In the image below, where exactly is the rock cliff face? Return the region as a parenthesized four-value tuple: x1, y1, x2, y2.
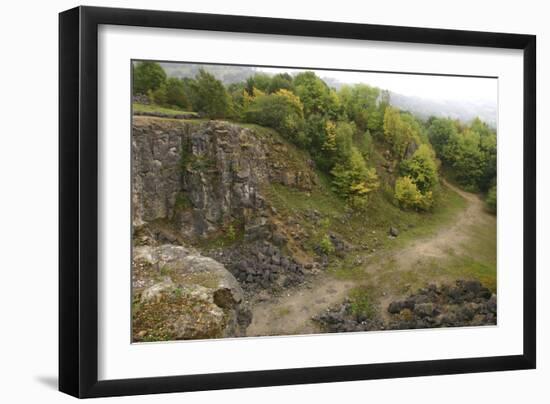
(133, 117, 316, 241)
(132, 121, 184, 227)
(132, 116, 321, 339)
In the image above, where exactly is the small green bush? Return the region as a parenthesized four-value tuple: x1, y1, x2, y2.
(133, 61, 167, 95)
(244, 89, 305, 142)
(331, 147, 379, 208)
(226, 224, 236, 241)
(400, 144, 439, 193)
(164, 77, 190, 109)
(185, 69, 230, 118)
(319, 234, 335, 255)
(348, 286, 376, 319)
(395, 176, 433, 211)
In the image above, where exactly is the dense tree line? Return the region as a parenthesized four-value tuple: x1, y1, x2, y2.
(427, 116, 497, 210)
(133, 61, 496, 213)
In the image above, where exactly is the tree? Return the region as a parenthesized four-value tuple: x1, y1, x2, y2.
(303, 113, 327, 151)
(164, 77, 190, 109)
(443, 128, 485, 191)
(226, 82, 248, 120)
(332, 121, 355, 167)
(133, 61, 167, 95)
(331, 147, 379, 208)
(475, 119, 497, 191)
(186, 69, 229, 118)
(322, 121, 337, 152)
(378, 90, 390, 111)
(356, 130, 373, 161)
(400, 144, 439, 193)
(339, 84, 380, 131)
(302, 118, 355, 173)
(268, 73, 293, 93)
(395, 176, 433, 211)
(383, 106, 401, 146)
(428, 117, 458, 156)
(246, 73, 272, 94)
(294, 71, 340, 118)
(148, 85, 167, 106)
(383, 107, 421, 159)
(244, 89, 305, 142)
(428, 116, 496, 193)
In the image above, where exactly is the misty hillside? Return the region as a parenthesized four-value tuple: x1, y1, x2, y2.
(160, 62, 257, 84)
(389, 92, 497, 127)
(323, 76, 496, 126)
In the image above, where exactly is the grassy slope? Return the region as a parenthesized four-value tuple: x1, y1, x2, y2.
(133, 102, 198, 117)
(371, 220, 497, 298)
(264, 171, 466, 254)
(256, 129, 495, 296)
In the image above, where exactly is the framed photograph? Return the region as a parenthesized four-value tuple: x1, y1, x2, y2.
(59, 6, 536, 398)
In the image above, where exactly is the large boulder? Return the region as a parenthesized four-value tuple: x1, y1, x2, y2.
(133, 245, 250, 341)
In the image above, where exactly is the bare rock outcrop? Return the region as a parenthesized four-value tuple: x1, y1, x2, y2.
(132, 118, 318, 242)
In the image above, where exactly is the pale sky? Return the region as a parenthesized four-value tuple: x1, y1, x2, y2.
(257, 66, 497, 106)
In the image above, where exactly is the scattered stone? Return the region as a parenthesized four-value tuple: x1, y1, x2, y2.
(414, 302, 436, 318)
(316, 280, 496, 335)
(386, 280, 496, 330)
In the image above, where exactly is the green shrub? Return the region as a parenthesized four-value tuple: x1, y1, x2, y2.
(428, 117, 458, 156)
(226, 224, 236, 241)
(400, 144, 439, 193)
(267, 73, 294, 93)
(430, 117, 496, 193)
(348, 286, 376, 319)
(164, 77, 190, 109)
(294, 71, 340, 118)
(395, 176, 433, 211)
(383, 107, 422, 159)
(331, 147, 379, 208)
(338, 84, 380, 131)
(133, 61, 167, 95)
(185, 69, 230, 118)
(244, 89, 305, 142)
(245, 73, 272, 94)
(319, 234, 335, 255)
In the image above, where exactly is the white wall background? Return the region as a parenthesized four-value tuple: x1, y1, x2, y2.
(0, 0, 546, 402)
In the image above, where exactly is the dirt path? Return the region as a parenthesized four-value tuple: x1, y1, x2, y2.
(246, 276, 355, 337)
(246, 181, 495, 337)
(393, 179, 492, 267)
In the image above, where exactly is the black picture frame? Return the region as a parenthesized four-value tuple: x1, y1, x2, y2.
(59, 5, 536, 398)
